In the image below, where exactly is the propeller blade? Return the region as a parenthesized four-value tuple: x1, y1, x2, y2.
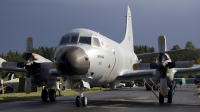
(133, 63, 151, 70)
(159, 71, 167, 96)
(25, 62, 55, 70)
(26, 37, 33, 61)
(133, 63, 159, 70)
(160, 78, 168, 96)
(25, 77, 31, 94)
(168, 61, 193, 68)
(25, 37, 33, 94)
(158, 35, 167, 53)
(1, 62, 24, 68)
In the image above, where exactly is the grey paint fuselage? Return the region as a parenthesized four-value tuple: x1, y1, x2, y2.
(54, 28, 138, 84)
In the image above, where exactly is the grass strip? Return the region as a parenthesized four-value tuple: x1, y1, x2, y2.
(0, 87, 110, 103)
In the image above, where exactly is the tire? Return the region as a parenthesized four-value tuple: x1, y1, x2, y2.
(49, 89, 56, 101)
(82, 96, 87, 107)
(76, 96, 81, 107)
(167, 90, 173, 103)
(159, 92, 164, 104)
(41, 89, 48, 102)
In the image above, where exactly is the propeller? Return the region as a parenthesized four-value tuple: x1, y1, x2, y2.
(133, 35, 193, 96)
(1, 37, 55, 94)
(156, 36, 167, 96)
(24, 37, 33, 94)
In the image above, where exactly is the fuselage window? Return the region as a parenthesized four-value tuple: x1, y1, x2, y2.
(70, 36, 78, 43)
(60, 37, 70, 45)
(79, 37, 91, 45)
(93, 37, 101, 47)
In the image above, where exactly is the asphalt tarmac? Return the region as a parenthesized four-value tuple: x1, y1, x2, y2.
(0, 84, 199, 112)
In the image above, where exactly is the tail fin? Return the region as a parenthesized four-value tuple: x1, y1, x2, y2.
(120, 6, 134, 52)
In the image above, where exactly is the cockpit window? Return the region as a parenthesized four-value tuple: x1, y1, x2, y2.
(93, 37, 101, 47)
(60, 37, 70, 45)
(70, 36, 78, 43)
(79, 37, 91, 45)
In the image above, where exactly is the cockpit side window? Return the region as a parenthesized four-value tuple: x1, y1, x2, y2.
(70, 36, 78, 43)
(60, 37, 70, 45)
(93, 37, 101, 47)
(79, 37, 91, 45)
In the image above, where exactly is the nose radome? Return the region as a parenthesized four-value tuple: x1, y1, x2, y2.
(65, 46, 90, 75)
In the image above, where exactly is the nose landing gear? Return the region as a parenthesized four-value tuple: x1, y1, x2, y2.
(75, 87, 87, 107)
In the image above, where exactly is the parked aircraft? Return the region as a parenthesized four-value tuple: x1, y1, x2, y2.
(1, 6, 200, 107)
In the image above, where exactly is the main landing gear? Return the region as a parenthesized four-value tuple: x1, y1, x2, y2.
(41, 88, 56, 102)
(76, 87, 87, 107)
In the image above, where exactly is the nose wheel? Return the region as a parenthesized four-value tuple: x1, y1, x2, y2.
(76, 96, 87, 107)
(75, 86, 87, 107)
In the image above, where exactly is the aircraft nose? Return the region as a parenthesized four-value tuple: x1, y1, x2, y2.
(56, 46, 90, 75)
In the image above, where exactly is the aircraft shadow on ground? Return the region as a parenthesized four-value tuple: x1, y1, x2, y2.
(87, 99, 200, 108)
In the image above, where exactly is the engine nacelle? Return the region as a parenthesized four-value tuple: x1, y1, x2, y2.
(31, 68, 49, 87)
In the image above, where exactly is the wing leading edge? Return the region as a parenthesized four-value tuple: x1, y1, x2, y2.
(174, 65, 200, 75)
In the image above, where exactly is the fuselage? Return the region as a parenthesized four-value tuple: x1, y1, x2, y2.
(54, 28, 138, 84)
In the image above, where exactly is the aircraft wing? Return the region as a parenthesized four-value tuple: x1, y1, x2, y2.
(0, 67, 61, 77)
(0, 67, 26, 72)
(137, 49, 188, 59)
(116, 69, 155, 80)
(174, 65, 200, 75)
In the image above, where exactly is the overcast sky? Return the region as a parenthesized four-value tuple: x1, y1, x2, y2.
(0, 0, 200, 54)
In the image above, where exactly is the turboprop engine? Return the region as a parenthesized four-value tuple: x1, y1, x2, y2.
(133, 35, 193, 103)
(2, 37, 55, 93)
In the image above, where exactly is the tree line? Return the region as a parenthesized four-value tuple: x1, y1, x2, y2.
(0, 41, 200, 78)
